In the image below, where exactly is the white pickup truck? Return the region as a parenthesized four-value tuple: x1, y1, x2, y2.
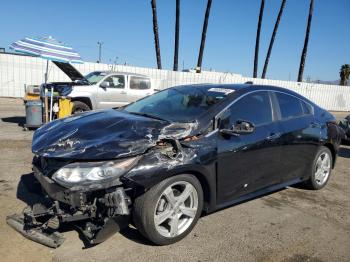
(46, 62, 154, 113)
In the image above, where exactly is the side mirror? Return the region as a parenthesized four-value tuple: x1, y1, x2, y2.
(100, 81, 110, 88)
(220, 119, 255, 136)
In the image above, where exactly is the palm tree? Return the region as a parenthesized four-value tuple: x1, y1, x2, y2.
(173, 0, 180, 71)
(253, 0, 265, 78)
(297, 0, 314, 82)
(196, 0, 213, 73)
(340, 64, 350, 86)
(261, 0, 286, 79)
(151, 0, 162, 69)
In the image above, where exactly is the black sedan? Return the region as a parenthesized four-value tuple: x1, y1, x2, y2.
(7, 84, 341, 247)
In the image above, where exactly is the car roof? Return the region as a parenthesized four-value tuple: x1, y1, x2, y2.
(173, 83, 286, 92)
(173, 83, 311, 102)
(93, 71, 149, 78)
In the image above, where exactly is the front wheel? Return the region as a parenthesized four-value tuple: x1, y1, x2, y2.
(72, 101, 90, 114)
(133, 174, 203, 245)
(304, 146, 332, 190)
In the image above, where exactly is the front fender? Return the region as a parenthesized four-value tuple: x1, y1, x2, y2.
(122, 138, 218, 212)
(69, 91, 96, 109)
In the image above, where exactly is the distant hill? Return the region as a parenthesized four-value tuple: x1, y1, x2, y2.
(310, 79, 350, 86)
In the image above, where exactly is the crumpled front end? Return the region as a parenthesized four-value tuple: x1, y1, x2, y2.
(7, 156, 133, 248)
(8, 109, 213, 248)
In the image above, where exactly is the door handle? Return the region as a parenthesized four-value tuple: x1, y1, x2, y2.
(266, 132, 281, 140)
(120, 91, 127, 94)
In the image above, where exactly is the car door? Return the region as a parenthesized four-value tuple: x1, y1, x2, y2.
(127, 76, 153, 103)
(272, 92, 320, 182)
(216, 91, 284, 204)
(97, 75, 128, 109)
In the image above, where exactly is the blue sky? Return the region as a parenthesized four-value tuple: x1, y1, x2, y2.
(1, 0, 349, 81)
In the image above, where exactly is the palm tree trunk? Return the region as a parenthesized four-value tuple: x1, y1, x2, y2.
(340, 77, 346, 86)
(173, 0, 180, 71)
(253, 0, 265, 78)
(261, 0, 286, 79)
(297, 0, 314, 82)
(151, 0, 162, 69)
(196, 0, 213, 73)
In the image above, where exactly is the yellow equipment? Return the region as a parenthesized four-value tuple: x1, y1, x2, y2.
(58, 98, 73, 119)
(24, 93, 40, 101)
(23, 85, 40, 101)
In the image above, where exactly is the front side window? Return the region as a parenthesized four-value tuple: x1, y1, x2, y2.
(104, 75, 125, 88)
(130, 77, 151, 90)
(229, 91, 273, 126)
(275, 92, 304, 120)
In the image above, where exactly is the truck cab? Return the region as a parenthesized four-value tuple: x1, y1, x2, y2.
(69, 71, 154, 113)
(48, 62, 154, 114)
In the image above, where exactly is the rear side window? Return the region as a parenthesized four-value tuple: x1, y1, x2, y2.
(275, 93, 304, 120)
(229, 91, 272, 126)
(130, 77, 151, 90)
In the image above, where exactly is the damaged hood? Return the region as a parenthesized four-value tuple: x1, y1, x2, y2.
(32, 109, 197, 160)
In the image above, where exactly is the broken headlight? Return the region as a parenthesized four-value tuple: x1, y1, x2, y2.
(52, 157, 139, 187)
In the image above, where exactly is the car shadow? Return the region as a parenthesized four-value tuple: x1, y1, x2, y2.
(1, 116, 26, 127)
(338, 146, 350, 158)
(16, 173, 46, 206)
(119, 226, 155, 246)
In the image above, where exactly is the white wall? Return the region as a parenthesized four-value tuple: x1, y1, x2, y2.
(1, 53, 349, 111)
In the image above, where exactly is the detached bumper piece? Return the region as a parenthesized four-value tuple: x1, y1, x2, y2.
(6, 213, 65, 248)
(76, 216, 129, 245)
(6, 187, 131, 248)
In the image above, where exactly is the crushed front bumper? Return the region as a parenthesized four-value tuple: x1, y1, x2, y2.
(7, 166, 132, 248)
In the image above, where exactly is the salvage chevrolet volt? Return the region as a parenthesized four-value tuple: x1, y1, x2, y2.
(7, 84, 341, 247)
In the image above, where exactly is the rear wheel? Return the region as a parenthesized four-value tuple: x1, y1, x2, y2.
(72, 101, 90, 114)
(133, 174, 203, 245)
(304, 146, 332, 190)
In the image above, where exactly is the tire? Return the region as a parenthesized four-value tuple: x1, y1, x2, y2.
(133, 174, 203, 245)
(72, 101, 90, 114)
(303, 146, 332, 190)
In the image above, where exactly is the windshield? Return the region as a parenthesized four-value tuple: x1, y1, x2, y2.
(85, 72, 108, 84)
(124, 86, 232, 122)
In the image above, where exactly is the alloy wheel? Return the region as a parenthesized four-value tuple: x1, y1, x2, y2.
(154, 181, 198, 238)
(314, 152, 331, 186)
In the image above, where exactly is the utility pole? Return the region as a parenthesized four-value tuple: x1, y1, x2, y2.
(97, 41, 103, 63)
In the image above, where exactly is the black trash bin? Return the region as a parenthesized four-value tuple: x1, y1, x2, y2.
(24, 100, 42, 130)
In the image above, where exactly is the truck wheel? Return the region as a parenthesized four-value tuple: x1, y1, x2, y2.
(72, 101, 90, 114)
(303, 146, 332, 190)
(133, 174, 203, 245)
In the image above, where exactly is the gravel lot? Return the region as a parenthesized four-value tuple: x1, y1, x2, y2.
(0, 97, 349, 262)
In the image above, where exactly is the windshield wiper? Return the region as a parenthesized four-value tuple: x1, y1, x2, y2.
(128, 112, 169, 122)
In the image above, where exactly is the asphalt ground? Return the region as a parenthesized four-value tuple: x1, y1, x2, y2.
(0, 97, 349, 262)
